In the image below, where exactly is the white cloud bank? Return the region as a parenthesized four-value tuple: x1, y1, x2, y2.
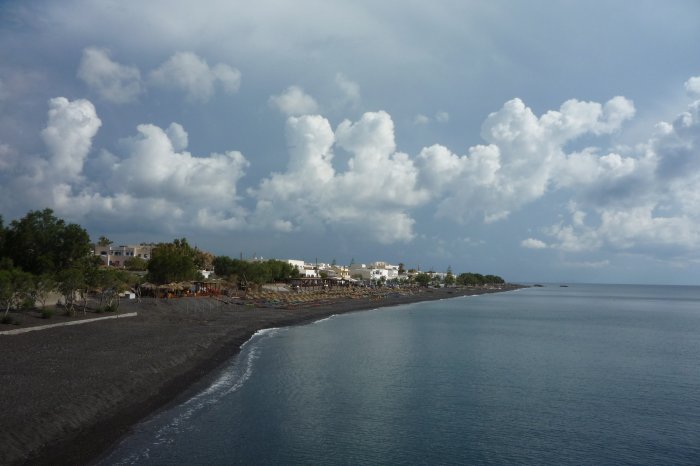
(0, 97, 249, 233)
(417, 96, 636, 223)
(4, 75, 700, 263)
(78, 48, 241, 104)
(527, 77, 700, 259)
(250, 111, 428, 243)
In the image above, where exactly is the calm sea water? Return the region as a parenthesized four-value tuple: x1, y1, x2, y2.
(101, 284, 700, 465)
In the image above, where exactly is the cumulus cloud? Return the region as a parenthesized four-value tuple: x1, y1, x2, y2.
(115, 123, 248, 205)
(77, 47, 143, 103)
(0, 96, 251, 233)
(0, 97, 101, 214)
(251, 111, 428, 243)
(40, 97, 102, 182)
(417, 96, 636, 223)
(165, 122, 188, 152)
(53, 122, 250, 232)
(521, 238, 547, 249)
(150, 52, 241, 102)
(7, 75, 700, 258)
(537, 89, 700, 259)
(268, 86, 319, 116)
(685, 76, 700, 96)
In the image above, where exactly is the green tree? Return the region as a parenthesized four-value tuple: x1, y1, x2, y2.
(445, 266, 455, 286)
(124, 256, 148, 271)
(456, 272, 491, 286)
(3, 209, 91, 275)
(56, 267, 86, 314)
(194, 249, 215, 270)
(484, 274, 505, 284)
(31, 274, 56, 309)
(213, 256, 298, 285)
(414, 272, 431, 287)
(147, 238, 201, 284)
(0, 268, 34, 317)
(90, 268, 130, 311)
(97, 236, 113, 247)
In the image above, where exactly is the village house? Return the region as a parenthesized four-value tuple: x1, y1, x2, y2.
(348, 261, 401, 282)
(286, 259, 319, 278)
(94, 244, 155, 267)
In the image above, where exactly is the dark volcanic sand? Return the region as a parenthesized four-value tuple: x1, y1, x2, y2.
(0, 286, 521, 465)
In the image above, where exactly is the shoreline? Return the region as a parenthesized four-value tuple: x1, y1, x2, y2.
(0, 285, 522, 465)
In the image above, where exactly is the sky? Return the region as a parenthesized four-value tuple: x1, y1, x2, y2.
(1, 1, 700, 284)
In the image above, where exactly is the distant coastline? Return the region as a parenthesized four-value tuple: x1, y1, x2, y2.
(1, 284, 522, 465)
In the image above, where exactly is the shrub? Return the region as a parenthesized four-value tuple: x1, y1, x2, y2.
(41, 309, 53, 319)
(20, 296, 36, 311)
(1, 315, 14, 325)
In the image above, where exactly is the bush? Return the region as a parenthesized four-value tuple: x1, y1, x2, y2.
(41, 309, 53, 319)
(20, 296, 36, 311)
(96, 304, 117, 313)
(1, 315, 14, 325)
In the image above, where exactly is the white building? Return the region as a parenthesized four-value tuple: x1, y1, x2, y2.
(94, 244, 154, 267)
(286, 259, 319, 277)
(349, 261, 401, 282)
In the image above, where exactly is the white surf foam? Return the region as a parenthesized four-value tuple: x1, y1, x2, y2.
(103, 328, 282, 465)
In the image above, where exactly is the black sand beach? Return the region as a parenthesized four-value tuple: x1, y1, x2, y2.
(0, 285, 521, 465)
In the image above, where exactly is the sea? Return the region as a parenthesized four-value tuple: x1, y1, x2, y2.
(99, 284, 700, 465)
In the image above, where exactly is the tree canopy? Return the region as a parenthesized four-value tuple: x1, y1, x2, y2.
(456, 272, 505, 286)
(213, 256, 299, 285)
(1, 209, 91, 275)
(146, 238, 202, 284)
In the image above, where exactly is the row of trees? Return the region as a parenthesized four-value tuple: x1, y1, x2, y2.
(0, 209, 137, 318)
(212, 256, 299, 288)
(405, 271, 504, 287)
(456, 272, 505, 286)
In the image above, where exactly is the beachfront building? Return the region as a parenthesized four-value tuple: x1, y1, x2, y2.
(94, 244, 155, 267)
(287, 259, 306, 275)
(348, 261, 401, 282)
(286, 259, 320, 278)
(330, 264, 350, 279)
